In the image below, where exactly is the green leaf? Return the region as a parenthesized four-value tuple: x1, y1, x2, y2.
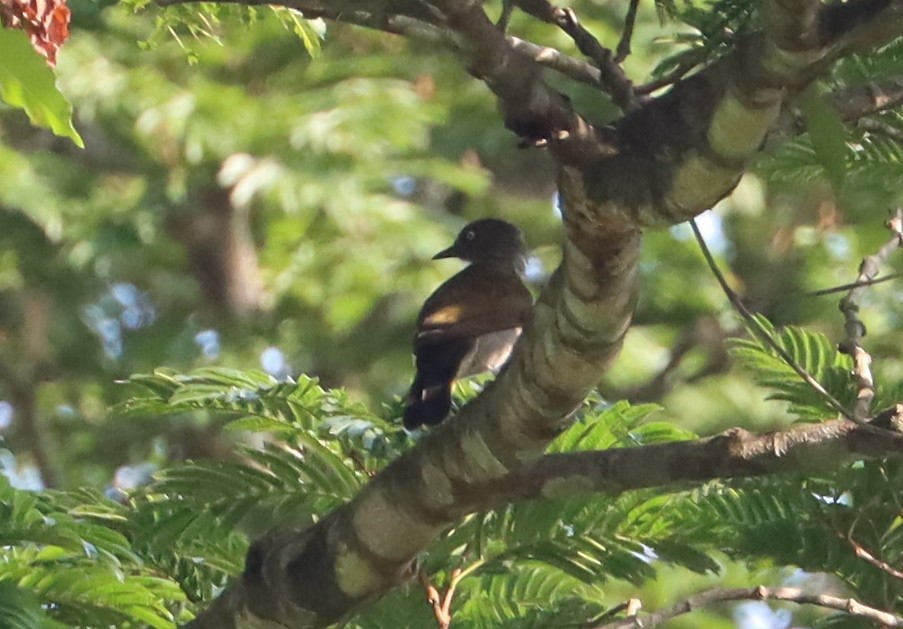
(0, 30, 84, 147)
(0, 580, 52, 629)
(730, 314, 855, 420)
(799, 87, 848, 190)
(271, 8, 325, 57)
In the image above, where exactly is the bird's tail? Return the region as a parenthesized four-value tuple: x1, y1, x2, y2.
(403, 377, 452, 430)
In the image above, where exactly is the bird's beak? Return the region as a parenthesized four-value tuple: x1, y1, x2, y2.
(432, 245, 458, 260)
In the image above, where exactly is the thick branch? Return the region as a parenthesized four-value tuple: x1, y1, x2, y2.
(472, 419, 903, 510)
(182, 1, 903, 627)
(430, 0, 601, 160)
(569, 0, 903, 228)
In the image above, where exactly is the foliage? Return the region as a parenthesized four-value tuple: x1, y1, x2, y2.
(0, 29, 82, 145)
(4, 354, 902, 626)
(0, 475, 187, 627)
(730, 314, 856, 421)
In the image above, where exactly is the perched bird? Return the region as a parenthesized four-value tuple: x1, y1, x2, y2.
(403, 218, 533, 429)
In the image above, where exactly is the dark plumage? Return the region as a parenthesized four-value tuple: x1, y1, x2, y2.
(403, 219, 533, 429)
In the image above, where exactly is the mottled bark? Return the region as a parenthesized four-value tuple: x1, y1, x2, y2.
(474, 417, 903, 510)
(180, 0, 903, 626)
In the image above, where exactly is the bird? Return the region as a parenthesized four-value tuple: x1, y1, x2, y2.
(403, 218, 533, 429)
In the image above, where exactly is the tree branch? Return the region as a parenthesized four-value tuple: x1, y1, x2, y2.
(614, 0, 639, 63)
(595, 585, 903, 628)
(690, 218, 862, 426)
(844, 535, 903, 581)
(507, 36, 610, 92)
(417, 561, 475, 629)
(470, 415, 903, 512)
(803, 271, 903, 297)
(180, 1, 903, 626)
(838, 208, 903, 420)
(428, 0, 601, 159)
(575, 0, 903, 227)
(833, 77, 903, 122)
(511, 0, 636, 109)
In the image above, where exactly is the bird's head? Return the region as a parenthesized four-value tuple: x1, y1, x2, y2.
(432, 218, 527, 272)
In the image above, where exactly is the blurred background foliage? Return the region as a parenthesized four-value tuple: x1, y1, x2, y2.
(1, 0, 903, 626)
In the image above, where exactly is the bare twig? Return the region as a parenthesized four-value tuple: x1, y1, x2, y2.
(594, 586, 903, 628)
(507, 37, 606, 90)
(346, 449, 374, 478)
(614, 0, 640, 63)
(555, 7, 636, 109)
(838, 208, 903, 420)
(820, 503, 903, 582)
(689, 217, 861, 427)
(496, 0, 514, 31)
(418, 560, 483, 629)
(593, 599, 642, 624)
(802, 272, 903, 297)
(512, 0, 636, 109)
(845, 534, 903, 581)
(418, 570, 451, 629)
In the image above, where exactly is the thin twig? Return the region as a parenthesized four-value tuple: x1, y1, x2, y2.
(556, 7, 636, 109)
(512, 0, 636, 109)
(592, 599, 642, 624)
(496, 0, 514, 31)
(690, 217, 861, 426)
(845, 534, 903, 581)
(593, 586, 903, 628)
(838, 208, 903, 420)
(347, 449, 374, 477)
(417, 558, 484, 629)
(508, 36, 606, 90)
(822, 503, 903, 582)
(417, 569, 450, 629)
(802, 272, 903, 297)
(615, 0, 640, 63)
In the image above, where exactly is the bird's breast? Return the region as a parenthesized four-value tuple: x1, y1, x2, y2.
(456, 328, 522, 378)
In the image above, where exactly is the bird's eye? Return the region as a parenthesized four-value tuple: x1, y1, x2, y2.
(465, 230, 475, 241)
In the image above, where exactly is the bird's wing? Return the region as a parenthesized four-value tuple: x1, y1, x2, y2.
(414, 267, 533, 349)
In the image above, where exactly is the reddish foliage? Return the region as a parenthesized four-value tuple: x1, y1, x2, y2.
(0, 0, 71, 66)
